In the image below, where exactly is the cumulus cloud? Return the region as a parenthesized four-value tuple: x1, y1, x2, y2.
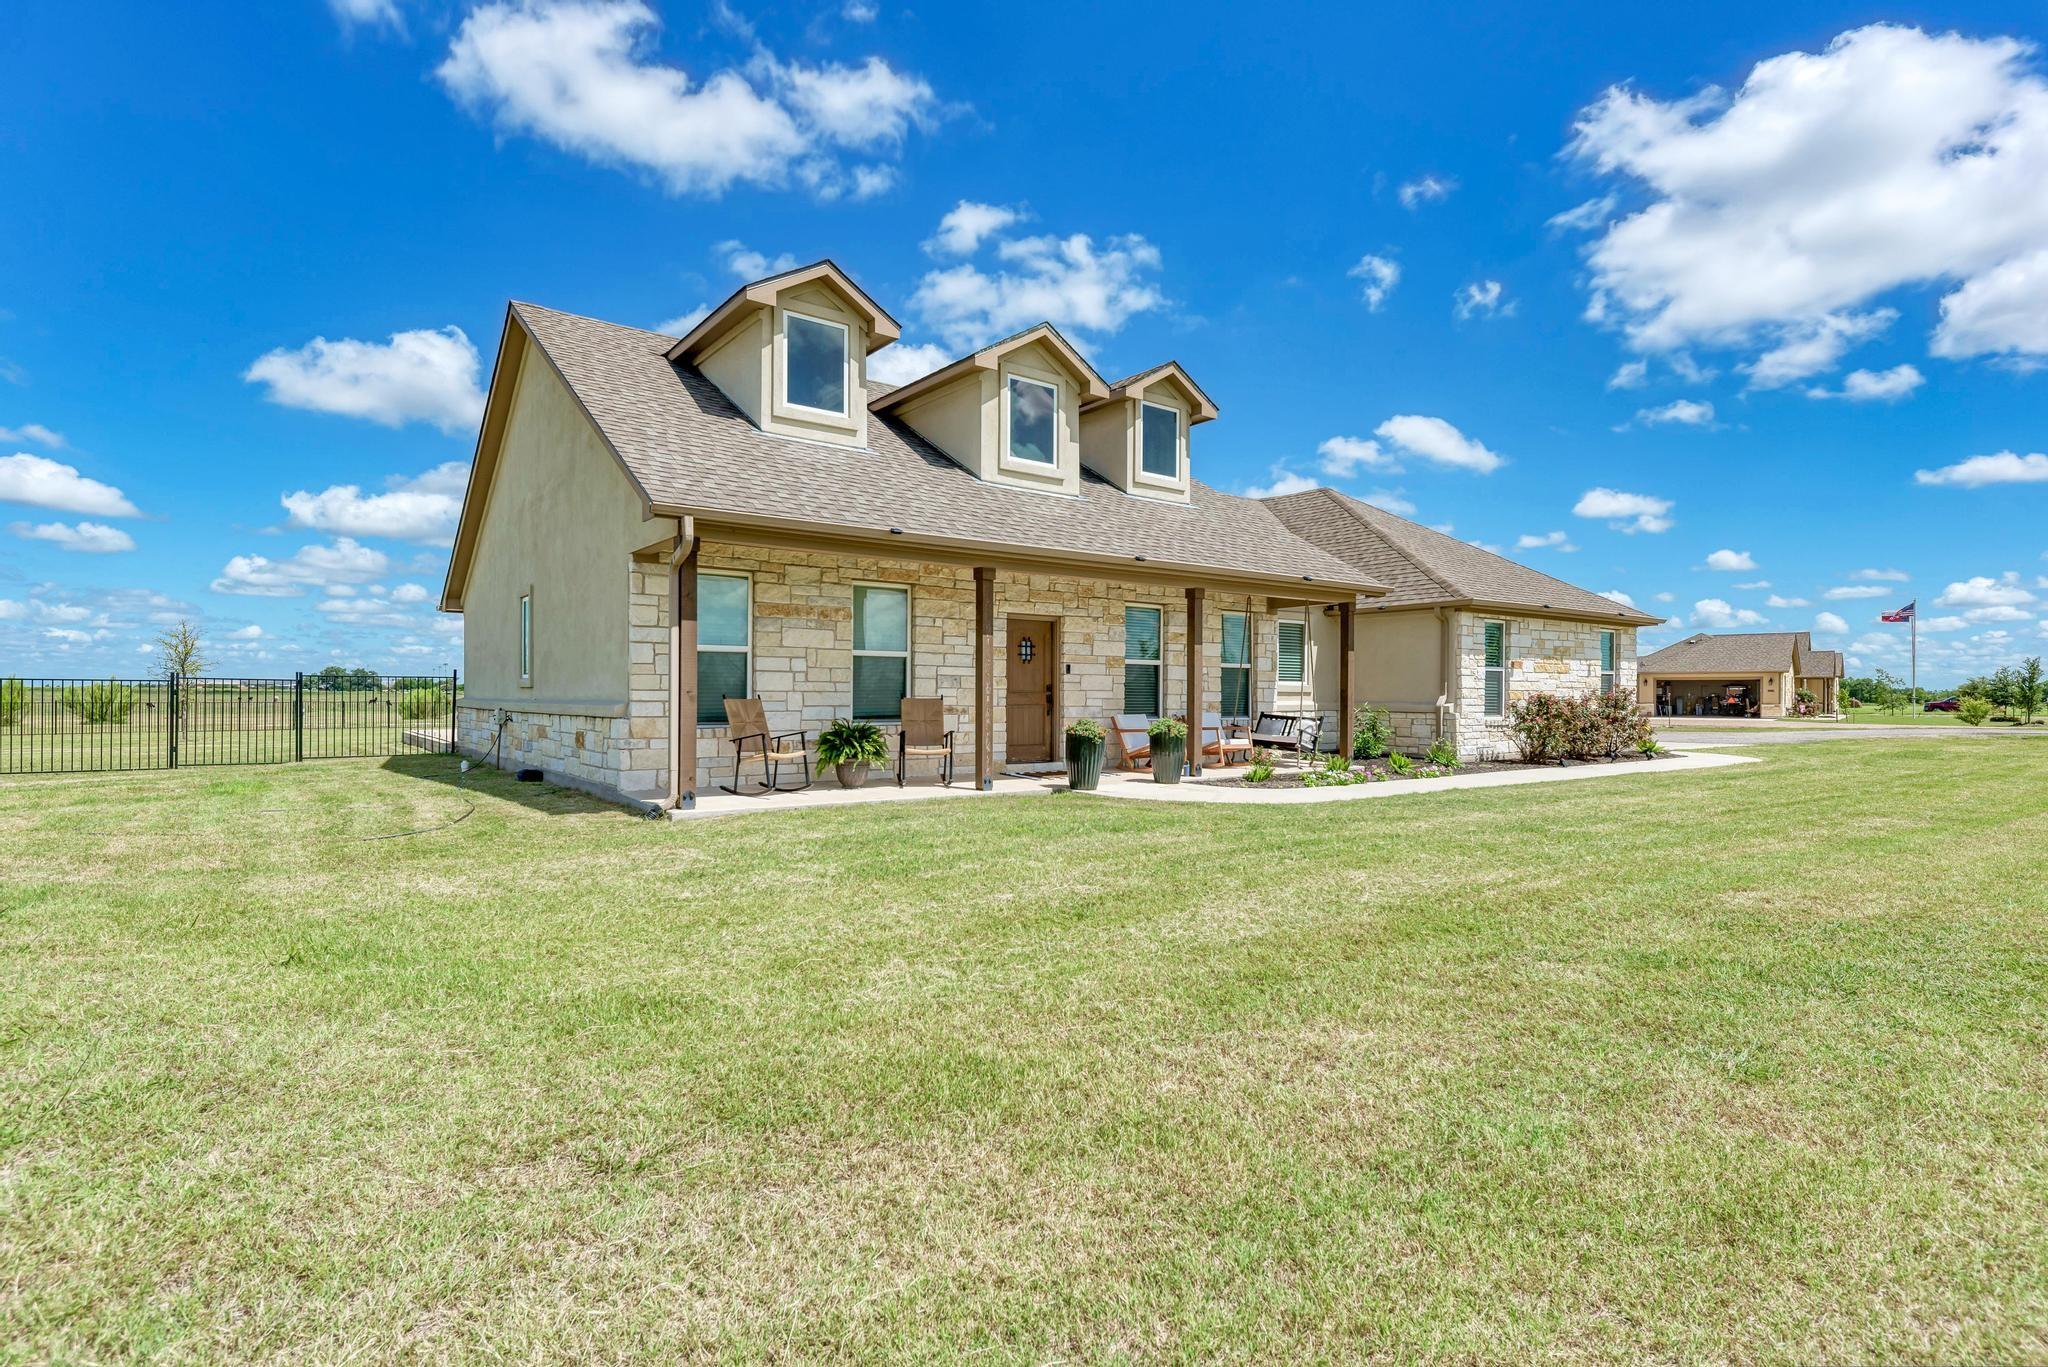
(1705, 548, 1756, 572)
(0, 423, 63, 448)
(1693, 598, 1766, 629)
(1453, 280, 1513, 320)
(328, 0, 404, 33)
(1516, 531, 1577, 552)
(1742, 310, 1895, 389)
(1598, 589, 1636, 606)
(1607, 359, 1648, 390)
(1853, 567, 1910, 582)
(1633, 398, 1714, 427)
(281, 461, 469, 545)
(1565, 24, 2048, 368)
(909, 228, 1164, 350)
(1373, 415, 1503, 474)
(437, 1, 935, 200)
(244, 327, 485, 434)
(1573, 486, 1673, 534)
(225, 624, 265, 640)
(0, 453, 141, 518)
(211, 538, 391, 598)
(1349, 254, 1400, 311)
(1824, 585, 1889, 600)
(713, 240, 798, 279)
(925, 201, 1022, 257)
(1936, 572, 2035, 608)
(1914, 451, 2048, 488)
(1397, 174, 1456, 209)
(1965, 603, 2033, 622)
(1316, 436, 1394, 478)
(1806, 363, 1925, 401)
(866, 341, 952, 385)
(1814, 611, 1850, 634)
(1360, 489, 1416, 516)
(8, 521, 135, 553)
(1241, 469, 1318, 499)
(1733, 580, 1771, 591)
(1767, 595, 1809, 608)
(655, 304, 710, 335)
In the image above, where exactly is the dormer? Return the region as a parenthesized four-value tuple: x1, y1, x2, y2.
(869, 324, 1109, 495)
(1078, 362, 1217, 505)
(666, 260, 900, 450)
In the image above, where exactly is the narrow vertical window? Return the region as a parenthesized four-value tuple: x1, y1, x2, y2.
(852, 584, 910, 721)
(1599, 630, 1616, 695)
(1007, 375, 1058, 464)
(1140, 402, 1180, 479)
(1483, 620, 1506, 717)
(1220, 610, 1251, 718)
(698, 573, 751, 724)
(1123, 605, 1162, 714)
(783, 311, 849, 416)
(1277, 620, 1305, 684)
(518, 591, 532, 687)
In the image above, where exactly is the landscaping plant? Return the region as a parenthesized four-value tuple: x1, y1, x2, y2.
(60, 680, 135, 725)
(0, 677, 22, 727)
(396, 686, 447, 721)
(1385, 752, 1415, 776)
(1959, 697, 1993, 727)
(1350, 704, 1394, 760)
(817, 718, 889, 770)
(1423, 736, 1459, 769)
(1245, 748, 1276, 784)
(1064, 717, 1107, 791)
(1594, 690, 1652, 758)
(1147, 717, 1188, 783)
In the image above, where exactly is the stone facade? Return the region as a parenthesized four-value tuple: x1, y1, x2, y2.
(1449, 612, 1638, 761)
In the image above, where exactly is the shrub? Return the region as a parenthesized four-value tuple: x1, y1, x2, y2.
(1350, 704, 1394, 759)
(396, 686, 447, 721)
(1507, 692, 1605, 763)
(816, 718, 888, 767)
(1385, 751, 1414, 776)
(61, 680, 134, 724)
(1592, 689, 1651, 758)
(1959, 697, 1993, 726)
(1147, 717, 1188, 744)
(0, 678, 21, 727)
(1065, 716, 1106, 743)
(1423, 736, 1459, 769)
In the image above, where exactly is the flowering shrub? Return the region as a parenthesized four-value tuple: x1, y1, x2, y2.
(1592, 689, 1652, 758)
(1510, 691, 1648, 763)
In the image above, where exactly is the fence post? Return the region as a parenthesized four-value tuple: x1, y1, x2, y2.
(449, 671, 459, 756)
(294, 672, 305, 762)
(168, 673, 180, 770)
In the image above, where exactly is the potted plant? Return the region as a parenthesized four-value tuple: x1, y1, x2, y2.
(1065, 717, 1107, 791)
(1147, 717, 1188, 784)
(816, 717, 888, 789)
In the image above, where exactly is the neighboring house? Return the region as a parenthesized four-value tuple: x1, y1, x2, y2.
(440, 261, 1387, 808)
(1262, 488, 1663, 759)
(1637, 632, 1844, 718)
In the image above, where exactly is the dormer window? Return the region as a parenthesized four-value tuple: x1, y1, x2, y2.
(783, 310, 849, 416)
(1007, 375, 1058, 465)
(1140, 402, 1180, 479)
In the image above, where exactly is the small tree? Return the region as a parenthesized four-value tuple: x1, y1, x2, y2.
(1872, 668, 1906, 715)
(1986, 666, 2020, 719)
(1350, 703, 1394, 759)
(154, 620, 210, 680)
(2015, 657, 2046, 726)
(1958, 697, 1993, 726)
(316, 664, 349, 691)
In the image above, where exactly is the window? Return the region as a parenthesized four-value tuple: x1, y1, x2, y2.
(518, 591, 532, 686)
(1221, 611, 1251, 718)
(1007, 375, 1058, 464)
(1276, 620, 1305, 683)
(1140, 402, 1179, 479)
(1599, 630, 1616, 695)
(1482, 620, 1506, 717)
(698, 572, 751, 725)
(783, 311, 848, 416)
(852, 584, 910, 721)
(1123, 605, 1162, 714)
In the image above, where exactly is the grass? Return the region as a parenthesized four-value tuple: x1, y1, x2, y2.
(4, 742, 2046, 1361)
(1809, 707, 2044, 727)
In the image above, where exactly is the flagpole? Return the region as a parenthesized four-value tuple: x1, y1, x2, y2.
(1911, 610, 1917, 710)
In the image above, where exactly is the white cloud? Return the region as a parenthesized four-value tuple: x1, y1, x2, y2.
(713, 239, 798, 280)
(0, 423, 63, 447)
(842, 0, 877, 21)
(244, 327, 485, 434)
(1767, 594, 1809, 608)
(437, 1, 935, 200)
(281, 461, 469, 546)
(226, 624, 265, 640)
(1453, 279, 1513, 321)
(390, 582, 433, 604)
(1360, 490, 1416, 517)
(1316, 436, 1394, 478)
(1241, 469, 1318, 499)
(655, 304, 710, 335)
(1515, 531, 1577, 552)
(910, 230, 1164, 350)
(211, 538, 391, 598)
(925, 202, 1022, 257)
(1653, 591, 1676, 603)
(867, 341, 952, 385)
(1635, 398, 1714, 426)
(1349, 254, 1400, 311)
(1733, 580, 1771, 591)
(1598, 589, 1636, 607)
(1607, 359, 1648, 389)
(1693, 598, 1767, 629)
(1914, 451, 2048, 488)
(1824, 585, 1889, 600)
(1573, 486, 1673, 534)
(1741, 310, 1894, 389)
(1705, 548, 1756, 572)
(1852, 567, 1910, 582)
(1373, 415, 1503, 474)
(0, 599, 22, 621)
(0, 453, 141, 518)
(1565, 25, 2048, 366)
(329, 0, 403, 33)
(1920, 616, 1970, 632)
(1966, 604, 2033, 622)
(1806, 363, 1925, 401)
(1815, 611, 1850, 633)
(1397, 174, 1456, 209)
(8, 521, 135, 553)
(1548, 194, 1618, 233)
(1936, 572, 2035, 608)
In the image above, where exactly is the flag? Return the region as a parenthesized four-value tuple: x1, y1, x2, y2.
(1880, 601, 1916, 623)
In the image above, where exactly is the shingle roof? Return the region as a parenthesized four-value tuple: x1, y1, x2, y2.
(1798, 648, 1844, 679)
(1260, 486, 1662, 625)
(506, 303, 1380, 594)
(1638, 632, 1813, 674)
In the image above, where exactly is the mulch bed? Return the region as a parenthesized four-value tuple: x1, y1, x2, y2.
(1209, 751, 1670, 789)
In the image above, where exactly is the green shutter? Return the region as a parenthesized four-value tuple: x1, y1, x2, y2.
(1483, 621, 1505, 716)
(1601, 631, 1615, 671)
(1277, 621, 1304, 682)
(1483, 620, 1505, 668)
(1124, 663, 1160, 715)
(852, 656, 907, 720)
(698, 652, 747, 725)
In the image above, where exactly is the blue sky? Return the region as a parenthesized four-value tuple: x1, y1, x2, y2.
(3, 1, 2045, 685)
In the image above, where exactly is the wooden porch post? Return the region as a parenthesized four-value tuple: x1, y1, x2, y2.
(1185, 585, 1205, 775)
(669, 538, 698, 810)
(974, 566, 995, 790)
(1338, 598, 1356, 762)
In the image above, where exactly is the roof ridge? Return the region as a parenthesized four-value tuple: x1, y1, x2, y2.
(1320, 488, 1466, 602)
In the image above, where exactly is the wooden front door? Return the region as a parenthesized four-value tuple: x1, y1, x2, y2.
(1004, 617, 1057, 763)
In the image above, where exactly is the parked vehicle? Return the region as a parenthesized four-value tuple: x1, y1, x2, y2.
(1925, 698, 1960, 712)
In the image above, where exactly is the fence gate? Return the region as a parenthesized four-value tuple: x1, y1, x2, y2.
(0, 672, 458, 777)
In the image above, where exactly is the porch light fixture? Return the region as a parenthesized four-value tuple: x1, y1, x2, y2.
(1018, 636, 1034, 663)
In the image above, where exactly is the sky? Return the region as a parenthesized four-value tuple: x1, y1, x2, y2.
(3, 1, 2046, 687)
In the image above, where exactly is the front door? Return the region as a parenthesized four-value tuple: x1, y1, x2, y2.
(1004, 617, 1057, 763)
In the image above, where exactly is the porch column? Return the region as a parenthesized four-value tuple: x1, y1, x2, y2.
(1184, 585, 1205, 775)
(1338, 599, 1356, 761)
(974, 566, 995, 790)
(669, 538, 698, 810)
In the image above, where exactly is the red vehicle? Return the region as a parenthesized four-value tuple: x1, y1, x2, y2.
(1925, 698, 1960, 712)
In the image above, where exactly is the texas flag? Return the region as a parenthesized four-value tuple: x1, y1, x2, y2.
(1880, 601, 1916, 623)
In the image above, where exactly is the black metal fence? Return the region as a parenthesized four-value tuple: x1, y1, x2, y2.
(0, 672, 458, 776)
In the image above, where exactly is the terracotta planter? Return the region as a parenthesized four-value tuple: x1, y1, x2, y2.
(833, 762, 869, 789)
(1065, 733, 1105, 790)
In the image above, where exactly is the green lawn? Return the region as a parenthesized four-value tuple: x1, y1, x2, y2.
(1806, 707, 2045, 728)
(5, 743, 2047, 1361)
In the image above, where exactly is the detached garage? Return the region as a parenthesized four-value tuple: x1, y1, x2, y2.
(1638, 631, 1843, 718)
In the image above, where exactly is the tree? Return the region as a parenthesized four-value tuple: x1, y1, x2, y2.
(154, 620, 209, 680)
(1872, 668, 1905, 715)
(1959, 697, 1993, 726)
(346, 667, 379, 691)
(316, 665, 349, 691)
(2015, 657, 2045, 726)
(1986, 666, 2020, 719)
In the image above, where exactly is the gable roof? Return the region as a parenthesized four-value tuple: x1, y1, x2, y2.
(866, 322, 1110, 413)
(666, 259, 900, 361)
(1800, 648, 1844, 679)
(1261, 486, 1662, 626)
(1090, 361, 1219, 423)
(1638, 631, 1818, 674)
(444, 303, 1384, 608)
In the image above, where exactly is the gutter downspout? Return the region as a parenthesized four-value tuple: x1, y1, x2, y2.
(1435, 606, 1456, 743)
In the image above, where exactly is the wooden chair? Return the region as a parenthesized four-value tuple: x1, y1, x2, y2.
(1249, 712, 1304, 761)
(1200, 712, 1255, 768)
(1111, 713, 1152, 770)
(720, 697, 812, 795)
(896, 696, 955, 787)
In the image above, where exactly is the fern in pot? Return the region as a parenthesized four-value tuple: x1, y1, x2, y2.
(817, 717, 888, 789)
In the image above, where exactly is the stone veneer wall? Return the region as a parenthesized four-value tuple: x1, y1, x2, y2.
(1448, 613, 1638, 761)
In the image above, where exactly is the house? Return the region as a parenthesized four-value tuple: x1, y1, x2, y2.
(1262, 488, 1663, 759)
(1636, 632, 1844, 718)
(439, 261, 1388, 808)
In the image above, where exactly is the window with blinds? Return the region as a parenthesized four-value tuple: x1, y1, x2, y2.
(1599, 630, 1616, 695)
(852, 583, 910, 721)
(1277, 620, 1305, 683)
(698, 572, 751, 725)
(1221, 611, 1251, 718)
(1124, 605, 1161, 714)
(1482, 620, 1506, 716)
